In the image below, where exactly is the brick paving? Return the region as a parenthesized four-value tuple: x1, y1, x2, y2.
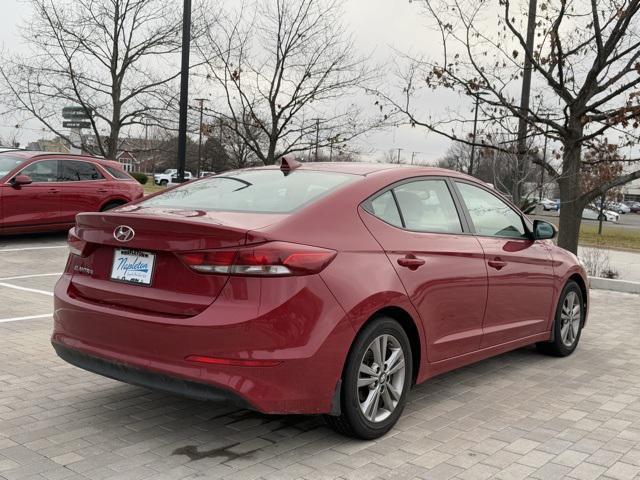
(1, 238, 640, 479)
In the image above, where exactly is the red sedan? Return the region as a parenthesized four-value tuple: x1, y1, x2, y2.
(52, 159, 588, 439)
(0, 151, 143, 234)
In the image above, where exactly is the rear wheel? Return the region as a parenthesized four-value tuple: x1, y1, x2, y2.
(324, 317, 413, 439)
(536, 280, 584, 357)
(100, 201, 125, 212)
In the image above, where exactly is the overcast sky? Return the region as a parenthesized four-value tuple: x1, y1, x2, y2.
(0, 0, 459, 163)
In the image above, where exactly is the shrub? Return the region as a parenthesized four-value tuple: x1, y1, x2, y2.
(130, 172, 148, 185)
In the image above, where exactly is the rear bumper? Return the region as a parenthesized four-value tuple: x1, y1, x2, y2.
(52, 273, 353, 414)
(52, 342, 252, 409)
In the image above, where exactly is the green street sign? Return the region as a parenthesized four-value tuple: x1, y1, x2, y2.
(63, 121, 91, 129)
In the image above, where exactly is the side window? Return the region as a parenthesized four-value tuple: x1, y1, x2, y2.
(20, 160, 59, 183)
(366, 191, 403, 227)
(59, 160, 104, 181)
(456, 182, 526, 238)
(394, 180, 463, 233)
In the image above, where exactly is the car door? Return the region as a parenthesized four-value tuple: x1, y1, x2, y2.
(57, 159, 108, 222)
(453, 181, 556, 347)
(1, 159, 63, 229)
(360, 178, 488, 362)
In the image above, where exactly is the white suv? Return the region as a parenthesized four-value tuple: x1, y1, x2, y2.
(154, 169, 193, 186)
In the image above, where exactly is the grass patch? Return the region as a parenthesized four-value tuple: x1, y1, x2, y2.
(579, 224, 640, 251)
(143, 183, 165, 195)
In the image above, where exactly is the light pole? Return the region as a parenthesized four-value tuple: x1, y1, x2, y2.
(194, 98, 207, 177)
(176, 0, 192, 183)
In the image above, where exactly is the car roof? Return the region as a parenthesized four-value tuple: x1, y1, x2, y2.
(245, 161, 477, 180)
(0, 150, 121, 168)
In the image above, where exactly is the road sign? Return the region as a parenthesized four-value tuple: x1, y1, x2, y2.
(63, 121, 91, 129)
(62, 106, 92, 120)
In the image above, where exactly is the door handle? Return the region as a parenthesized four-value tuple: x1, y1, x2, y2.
(48, 188, 60, 193)
(97, 188, 108, 193)
(488, 258, 507, 270)
(397, 256, 425, 270)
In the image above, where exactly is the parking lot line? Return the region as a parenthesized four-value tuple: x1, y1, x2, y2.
(0, 313, 52, 323)
(0, 245, 67, 253)
(0, 272, 62, 281)
(0, 282, 54, 296)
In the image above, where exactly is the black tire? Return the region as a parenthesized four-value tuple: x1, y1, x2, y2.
(160, 179, 168, 187)
(536, 280, 584, 357)
(100, 201, 125, 212)
(324, 317, 413, 439)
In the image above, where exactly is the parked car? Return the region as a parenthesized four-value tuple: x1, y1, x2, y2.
(0, 151, 144, 235)
(154, 169, 193, 186)
(582, 206, 619, 222)
(199, 170, 216, 178)
(607, 202, 631, 214)
(52, 160, 588, 439)
(623, 200, 640, 213)
(538, 198, 559, 211)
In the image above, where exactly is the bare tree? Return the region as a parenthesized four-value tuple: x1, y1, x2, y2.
(195, 0, 377, 165)
(0, 0, 186, 159)
(380, 0, 640, 253)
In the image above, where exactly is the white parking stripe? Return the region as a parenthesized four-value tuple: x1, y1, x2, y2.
(0, 282, 54, 296)
(0, 273, 62, 281)
(0, 313, 52, 323)
(0, 245, 67, 253)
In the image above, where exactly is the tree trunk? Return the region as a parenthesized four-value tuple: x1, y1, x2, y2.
(556, 136, 585, 254)
(265, 137, 277, 165)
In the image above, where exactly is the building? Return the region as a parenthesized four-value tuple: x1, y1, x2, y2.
(623, 178, 640, 202)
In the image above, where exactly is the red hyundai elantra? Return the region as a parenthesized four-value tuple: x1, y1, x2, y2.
(52, 158, 588, 439)
(0, 151, 143, 234)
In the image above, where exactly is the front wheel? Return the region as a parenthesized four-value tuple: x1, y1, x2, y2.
(160, 179, 168, 187)
(537, 280, 584, 357)
(324, 317, 413, 439)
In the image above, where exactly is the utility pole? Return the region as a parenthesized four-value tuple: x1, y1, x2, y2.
(411, 151, 416, 165)
(469, 93, 481, 176)
(397, 148, 402, 163)
(314, 119, 320, 161)
(539, 121, 549, 201)
(514, 0, 538, 203)
(194, 98, 207, 177)
(176, 0, 192, 183)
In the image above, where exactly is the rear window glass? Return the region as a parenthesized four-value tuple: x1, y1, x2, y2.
(0, 155, 25, 178)
(104, 165, 133, 180)
(140, 169, 357, 213)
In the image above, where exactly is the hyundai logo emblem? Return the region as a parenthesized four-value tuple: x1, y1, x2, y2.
(113, 225, 135, 242)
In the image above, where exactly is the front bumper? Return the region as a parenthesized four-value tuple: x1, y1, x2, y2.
(52, 273, 353, 414)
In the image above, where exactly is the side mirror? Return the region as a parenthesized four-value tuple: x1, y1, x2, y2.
(11, 174, 33, 187)
(533, 219, 557, 240)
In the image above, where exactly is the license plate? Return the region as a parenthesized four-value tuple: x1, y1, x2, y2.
(110, 249, 155, 286)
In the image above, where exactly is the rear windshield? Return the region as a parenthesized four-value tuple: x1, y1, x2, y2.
(104, 165, 133, 180)
(0, 155, 25, 178)
(140, 169, 357, 213)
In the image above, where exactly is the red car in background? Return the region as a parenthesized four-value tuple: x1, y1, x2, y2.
(52, 159, 588, 439)
(0, 151, 144, 234)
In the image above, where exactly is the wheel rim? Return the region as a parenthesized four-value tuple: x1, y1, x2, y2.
(560, 291, 581, 347)
(357, 334, 406, 423)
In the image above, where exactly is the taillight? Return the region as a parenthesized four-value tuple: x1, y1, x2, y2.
(68, 229, 88, 257)
(177, 242, 336, 276)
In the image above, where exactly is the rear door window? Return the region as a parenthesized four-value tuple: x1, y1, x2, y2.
(141, 169, 357, 213)
(58, 160, 104, 181)
(364, 179, 463, 234)
(104, 165, 133, 180)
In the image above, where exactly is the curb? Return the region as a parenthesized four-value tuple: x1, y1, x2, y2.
(589, 276, 640, 294)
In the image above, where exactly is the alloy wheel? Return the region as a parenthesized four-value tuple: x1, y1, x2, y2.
(560, 291, 581, 347)
(357, 334, 406, 423)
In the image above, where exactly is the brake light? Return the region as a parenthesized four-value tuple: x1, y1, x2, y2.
(68, 229, 88, 257)
(177, 242, 336, 276)
(185, 355, 281, 367)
